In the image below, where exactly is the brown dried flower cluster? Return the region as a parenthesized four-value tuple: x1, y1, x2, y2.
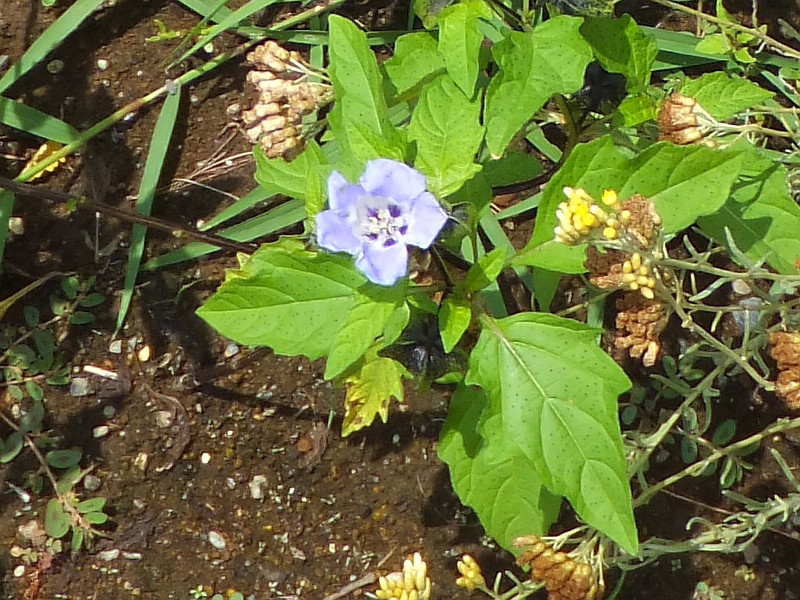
(242, 41, 332, 160)
(657, 93, 704, 145)
(769, 331, 800, 410)
(515, 536, 604, 600)
(584, 196, 669, 366)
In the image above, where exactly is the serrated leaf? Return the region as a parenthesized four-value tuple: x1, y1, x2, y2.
(327, 15, 403, 164)
(408, 74, 484, 197)
(465, 246, 507, 292)
(45, 498, 70, 538)
(197, 241, 364, 359)
(383, 32, 445, 96)
(580, 14, 658, 93)
(437, 0, 490, 97)
(46, 449, 82, 469)
(439, 384, 561, 552)
(697, 149, 800, 274)
(466, 313, 637, 554)
(484, 17, 593, 157)
(439, 297, 471, 353)
(516, 137, 744, 273)
(679, 72, 773, 120)
(614, 93, 657, 127)
(324, 284, 405, 379)
(253, 141, 325, 217)
(342, 356, 405, 436)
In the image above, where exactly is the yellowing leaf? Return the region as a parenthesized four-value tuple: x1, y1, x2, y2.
(342, 357, 405, 436)
(24, 141, 66, 180)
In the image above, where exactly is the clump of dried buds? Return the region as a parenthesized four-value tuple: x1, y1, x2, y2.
(455, 554, 486, 591)
(514, 536, 604, 600)
(612, 293, 669, 368)
(242, 41, 332, 160)
(375, 552, 432, 600)
(769, 331, 800, 410)
(658, 93, 704, 145)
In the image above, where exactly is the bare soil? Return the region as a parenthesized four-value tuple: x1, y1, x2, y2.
(1, 2, 800, 600)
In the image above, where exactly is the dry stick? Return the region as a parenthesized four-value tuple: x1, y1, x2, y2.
(321, 573, 377, 600)
(0, 176, 258, 254)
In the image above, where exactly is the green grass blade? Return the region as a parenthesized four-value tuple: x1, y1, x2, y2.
(0, 96, 80, 143)
(496, 192, 541, 219)
(0, 0, 107, 93)
(0, 191, 14, 272)
(173, 0, 234, 21)
(142, 198, 305, 270)
(199, 185, 275, 231)
(173, 0, 284, 66)
(116, 90, 182, 332)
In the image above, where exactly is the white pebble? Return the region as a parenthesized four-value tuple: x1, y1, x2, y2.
(108, 340, 123, 354)
(13, 565, 25, 577)
(208, 531, 226, 549)
(98, 548, 120, 561)
(200, 452, 211, 464)
(96, 59, 109, 70)
(249, 475, 268, 500)
(93, 425, 110, 438)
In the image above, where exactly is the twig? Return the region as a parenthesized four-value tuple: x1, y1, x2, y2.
(321, 573, 376, 600)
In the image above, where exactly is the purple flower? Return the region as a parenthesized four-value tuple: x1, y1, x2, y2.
(315, 159, 448, 285)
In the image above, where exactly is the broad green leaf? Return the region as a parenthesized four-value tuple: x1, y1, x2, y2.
(85, 511, 109, 525)
(484, 17, 593, 157)
(327, 15, 403, 164)
(45, 499, 70, 538)
(383, 32, 445, 96)
(466, 313, 637, 554)
(465, 246, 507, 292)
(254, 142, 327, 216)
(0, 432, 23, 463)
(679, 72, 773, 120)
(383, 303, 410, 346)
(580, 15, 658, 93)
(437, 0, 491, 97)
(439, 297, 472, 353)
(342, 356, 405, 436)
(324, 284, 405, 379)
(439, 384, 561, 552)
(698, 152, 800, 274)
(46, 449, 82, 469)
(408, 75, 484, 198)
(695, 33, 729, 55)
(481, 150, 543, 187)
(614, 93, 657, 127)
(197, 240, 364, 358)
(516, 137, 744, 273)
(76, 497, 106, 513)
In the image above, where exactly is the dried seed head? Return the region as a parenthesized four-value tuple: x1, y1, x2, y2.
(658, 93, 704, 145)
(769, 331, 800, 410)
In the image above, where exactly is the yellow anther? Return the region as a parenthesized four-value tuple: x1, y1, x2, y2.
(619, 210, 631, 224)
(641, 287, 655, 299)
(647, 277, 656, 288)
(581, 213, 596, 228)
(631, 253, 642, 269)
(637, 275, 650, 286)
(603, 226, 617, 239)
(639, 265, 649, 276)
(572, 214, 585, 231)
(622, 261, 633, 275)
(629, 281, 639, 290)
(621, 273, 637, 284)
(602, 189, 618, 206)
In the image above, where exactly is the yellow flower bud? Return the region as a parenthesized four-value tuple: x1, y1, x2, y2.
(601, 189, 618, 206)
(603, 226, 617, 239)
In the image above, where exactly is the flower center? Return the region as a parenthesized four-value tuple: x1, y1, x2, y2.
(356, 195, 408, 247)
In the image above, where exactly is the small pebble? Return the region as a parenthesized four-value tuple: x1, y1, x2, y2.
(69, 377, 92, 397)
(98, 548, 120, 561)
(134, 452, 149, 473)
(8, 217, 24, 235)
(83, 474, 102, 492)
(226, 477, 236, 490)
(93, 425, 110, 438)
(96, 58, 109, 71)
(13, 565, 25, 577)
(138, 345, 151, 362)
(108, 340, 123, 354)
(46, 59, 64, 74)
(200, 452, 211, 464)
(208, 531, 226, 550)
(226, 103, 241, 116)
(132, 498, 146, 510)
(249, 475, 268, 500)
(122, 552, 142, 560)
(155, 410, 173, 428)
(224, 342, 239, 358)
(102, 405, 116, 419)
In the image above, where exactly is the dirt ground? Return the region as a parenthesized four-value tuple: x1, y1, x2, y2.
(2, 1, 800, 599)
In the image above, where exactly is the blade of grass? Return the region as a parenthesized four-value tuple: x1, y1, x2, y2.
(479, 211, 535, 299)
(0, 96, 80, 143)
(495, 191, 541, 219)
(142, 197, 305, 270)
(116, 89, 182, 333)
(0, 0, 107, 93)
(198, 185, 276, 231)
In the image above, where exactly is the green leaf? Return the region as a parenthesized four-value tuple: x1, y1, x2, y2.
(69, 311, 95, 325)
(439, 297, 472, 353)
(78, 292, 104, 308)
(580, 15, 658, 93)
(0, 432, 23, 463)
(679, 72, 773, 120)
(383, 32, 445, 96)
(465, 246, 507, 292)
(439, 384, 561, 552)
(327, 15, 403, 165)
(46, 449, 82, 469)
(85, 511, 109, 525)
(466, 313, 637, 554)
(408, 74, 484, 198)
(75, 497, 106, 513)
(45, 498, 70, 538)
(516, 137, 744, 273)
(71, 527, 84, 553)
(697, 149, 800, 274)
(25, 381, 44, 402)
(484, 17, 593, 158)
(481, 150, 543, 187)
(436, 0, 491, 97)
(254, 141, 325, 217)
(324, 284, 405, 379)
(20, 399, 44, 433)
(342, 356, 405, 436)
(614, 93, 657, 127)
(712, 419, 737, 446)
(383, 303, 410, 346)
(695, 33, 730, 55)
(197, 240, 364, 358)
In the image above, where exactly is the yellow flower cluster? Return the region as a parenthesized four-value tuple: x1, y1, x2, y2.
(455, 554, 486, 591)
(554, 187, 631, 245)
(375, 552, 432, 600)
(621, 253, 656, 299)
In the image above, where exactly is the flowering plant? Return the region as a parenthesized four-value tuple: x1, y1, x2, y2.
(197, 3, 800, 591)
